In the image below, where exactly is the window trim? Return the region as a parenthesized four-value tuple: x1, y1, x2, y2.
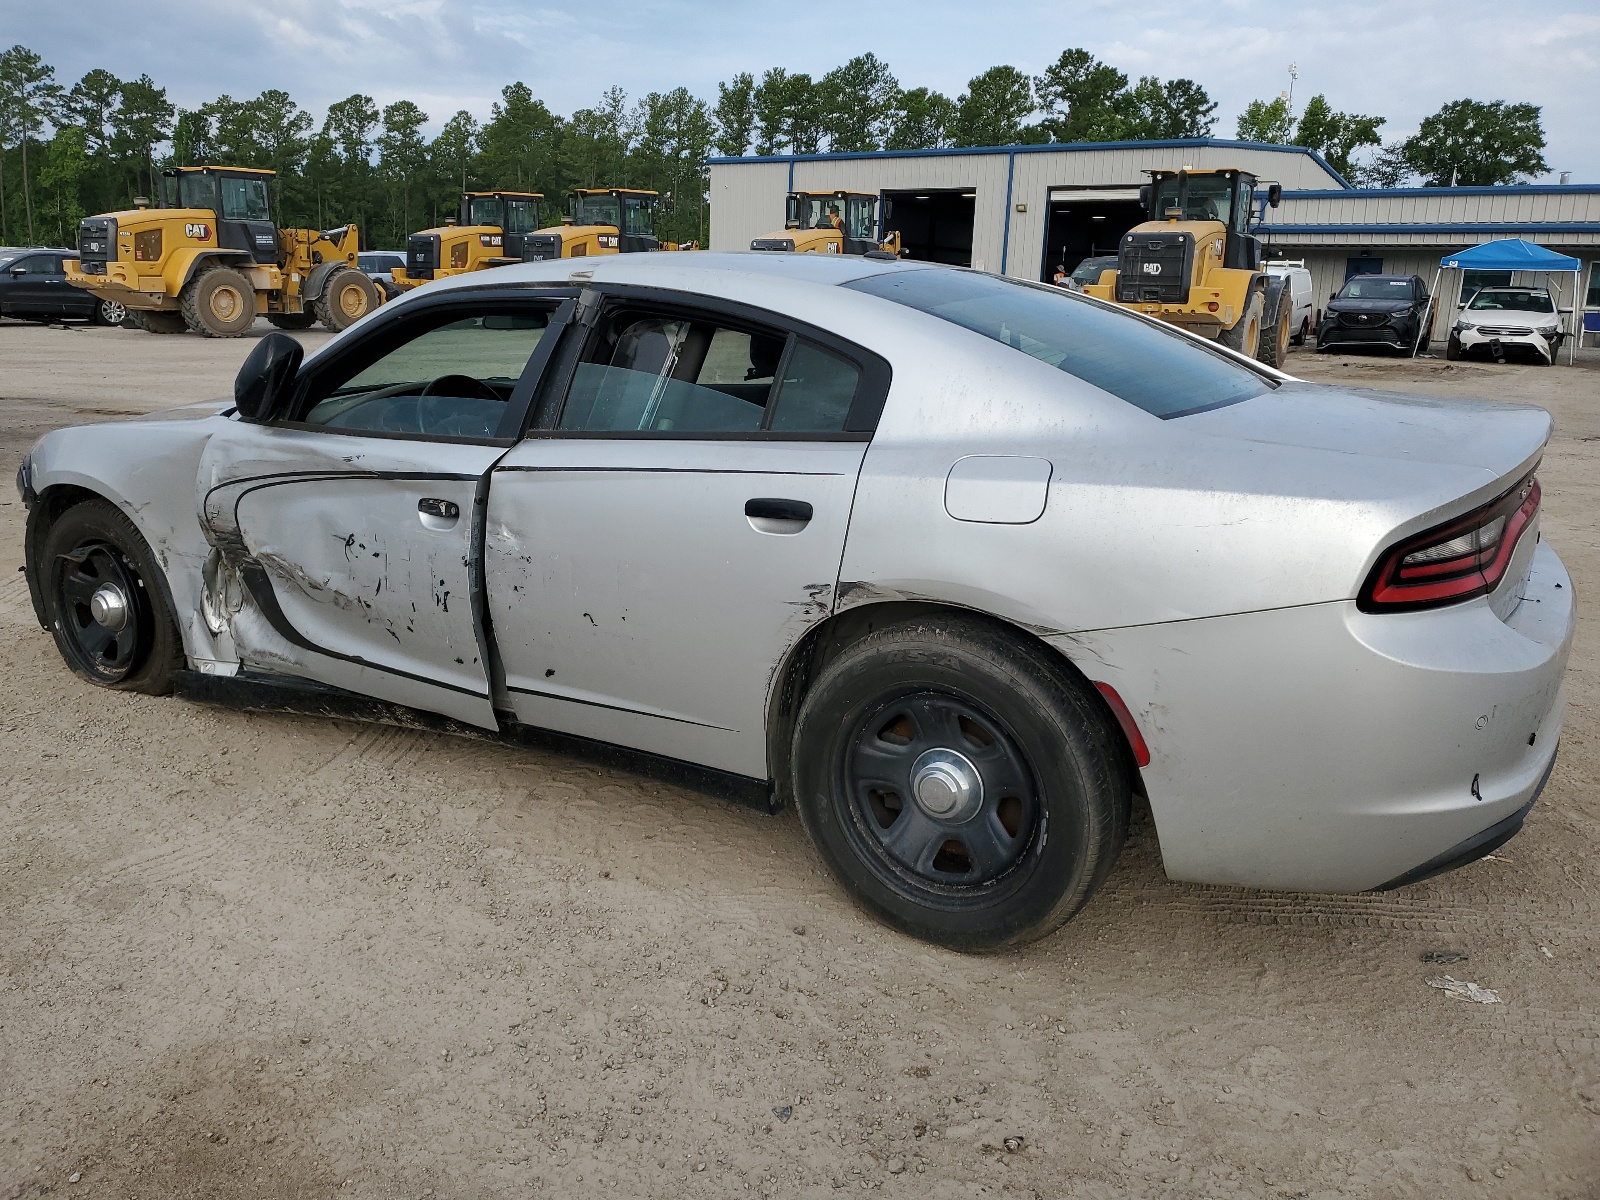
(275, 285, 580, 446)
(528, 283, 892, 441)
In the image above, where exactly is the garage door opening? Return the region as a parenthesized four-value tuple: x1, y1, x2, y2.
(1040, 190, 1146, 283)
(881, 189, 975, 266)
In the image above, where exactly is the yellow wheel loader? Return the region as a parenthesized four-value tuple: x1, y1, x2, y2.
(64, 166, 380, 338)
(1080, 168, 1291, 366)
(518, 189, 697, 261)
(750, 190, 902, 257)
(391, 190, 546, 291)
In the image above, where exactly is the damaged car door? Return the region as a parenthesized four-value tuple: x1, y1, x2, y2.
(483, 290, 891, 777)
(197, 296, 570, 727)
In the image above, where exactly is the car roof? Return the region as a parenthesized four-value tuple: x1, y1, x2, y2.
(429, 249, 939, 293)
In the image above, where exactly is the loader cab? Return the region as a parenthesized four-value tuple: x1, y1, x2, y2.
(787, 191, 880, 251)
(159, 166, 278, 264)
(1137, 169, 1280, 271)
(570, 189, 660, 251)
(459, 191, 544, 236)
(460, 190, 545, 259)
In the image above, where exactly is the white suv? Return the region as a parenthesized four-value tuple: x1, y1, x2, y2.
(1448, 287, 1566, 364)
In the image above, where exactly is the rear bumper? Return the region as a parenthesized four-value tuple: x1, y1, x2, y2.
(1059, 539, 1575, 892)
(1373, 750, 1554, 890)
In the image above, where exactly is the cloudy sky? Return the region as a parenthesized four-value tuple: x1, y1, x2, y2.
(13, 0, 1600, 180)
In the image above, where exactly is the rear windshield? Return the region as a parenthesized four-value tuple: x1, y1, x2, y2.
(846, 269, 1273, 419)
(1340, 277, 1414, 299)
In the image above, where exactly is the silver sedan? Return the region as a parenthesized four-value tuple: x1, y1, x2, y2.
(19, 253, 1573, 950)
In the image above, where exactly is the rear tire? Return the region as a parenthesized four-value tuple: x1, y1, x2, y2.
(790, 615, 1131, 952)
(267, 312, 317, 331)
(1291, 316, 1309, 347)
(37, 499, 182, 695)
(181, 265, 257, 337)
(314, 268, 380, 332)
(1218, 292, 1264, 359)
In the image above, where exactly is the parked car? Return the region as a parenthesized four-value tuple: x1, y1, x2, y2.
(1316, 273, 1432, 353)
(358, 251, 406, 301)
(1447, 286, 1567, 364)
(0, 247, 126, 325)
(1063, 254, 1118, 292)
(19, 254, 1571, 950)
(1264, 259, 1316, 345)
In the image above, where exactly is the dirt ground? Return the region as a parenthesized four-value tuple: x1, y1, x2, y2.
(2, 316, 1597, 1200)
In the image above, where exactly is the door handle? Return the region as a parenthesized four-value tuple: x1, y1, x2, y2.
(418, 497, 460, 530)
(745, 498, 812, 522)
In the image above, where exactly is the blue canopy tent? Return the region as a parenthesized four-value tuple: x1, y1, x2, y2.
(1420, 238, 1581, 364)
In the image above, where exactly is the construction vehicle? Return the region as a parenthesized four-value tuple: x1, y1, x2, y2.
(64, 166, 380, 337)
(391, 190, 546, 291)
(518, 189, 698, 261)
(750, 191, 902, 256)
(1080, 168, 1293, 367)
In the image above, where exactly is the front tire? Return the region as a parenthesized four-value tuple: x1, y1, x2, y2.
(181, 266, 257, 337)
(38, 499, 182, 695)
(314, 268, 380, 332)
(266, 312, 317, 331)
(790, 615, 1131, 951)
(1218, 292, 1264, 359)
(1445, 333, 1462, 361)
(1257, 291, 1292, 369)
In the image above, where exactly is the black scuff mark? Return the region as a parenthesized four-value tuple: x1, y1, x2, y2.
(583, 613, 597, 626)
(335, 533, 357, 562)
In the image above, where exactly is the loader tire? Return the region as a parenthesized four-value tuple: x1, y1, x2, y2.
(1218, 292, 1264, 359)
(267, 312, 317, 331)
(181, 266, 257, 337)
(314, 268, 380, 332)
(133, 310, 189, 335)
(1257, 288, 1292, 369)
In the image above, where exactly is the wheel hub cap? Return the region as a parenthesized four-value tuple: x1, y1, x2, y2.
(89, 582, 129, 631)
(911, 748, 983, 822)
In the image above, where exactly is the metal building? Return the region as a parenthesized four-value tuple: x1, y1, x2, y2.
(708, 138, 1600, 333)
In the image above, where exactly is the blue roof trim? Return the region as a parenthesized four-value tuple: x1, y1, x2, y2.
(1281, 184, 1600, 199)
(1261, 222, 1600, 235)
(708, 138, 1354, 189)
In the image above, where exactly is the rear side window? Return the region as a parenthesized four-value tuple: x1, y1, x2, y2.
(557, 304, 879, 436)
(847, 268, 1272, 419)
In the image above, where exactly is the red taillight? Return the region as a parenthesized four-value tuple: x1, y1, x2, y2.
(1359, 471, 1540, 612)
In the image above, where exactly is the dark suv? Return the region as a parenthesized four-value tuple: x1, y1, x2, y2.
(1316, 274, 1431, 354)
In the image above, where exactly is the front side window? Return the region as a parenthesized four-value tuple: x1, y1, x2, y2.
(620, 196, 655, 237)
(848, 268, 1272, 419)
(845, 198, 876, 240)
(558, 306, 866, 436)
(1340, 277, 1414, 300)
(301, 309, 552, 438)
(10, 255, 52, 275)
(505, 199, 540, 234)
(221, 176, 271, 221)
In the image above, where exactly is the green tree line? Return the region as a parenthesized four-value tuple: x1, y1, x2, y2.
(0, 41, 1552, 252)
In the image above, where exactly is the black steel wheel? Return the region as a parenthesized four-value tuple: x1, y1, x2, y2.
(37, 499, 182, 693)
(792, 614, 1131, 951)
(843, 692, 1039, 887)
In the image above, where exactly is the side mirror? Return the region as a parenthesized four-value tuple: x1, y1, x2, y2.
(1138, 184, 1151, 212)
(1558, 306, 1574, 314)
(1329, 293, 1337, 303)
(234, 332, 303, 423)
(1267, 182, 1283, 207)
(8, 265, 24, 275)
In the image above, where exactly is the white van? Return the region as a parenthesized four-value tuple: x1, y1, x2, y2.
(1265, 260, 1316, 345)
